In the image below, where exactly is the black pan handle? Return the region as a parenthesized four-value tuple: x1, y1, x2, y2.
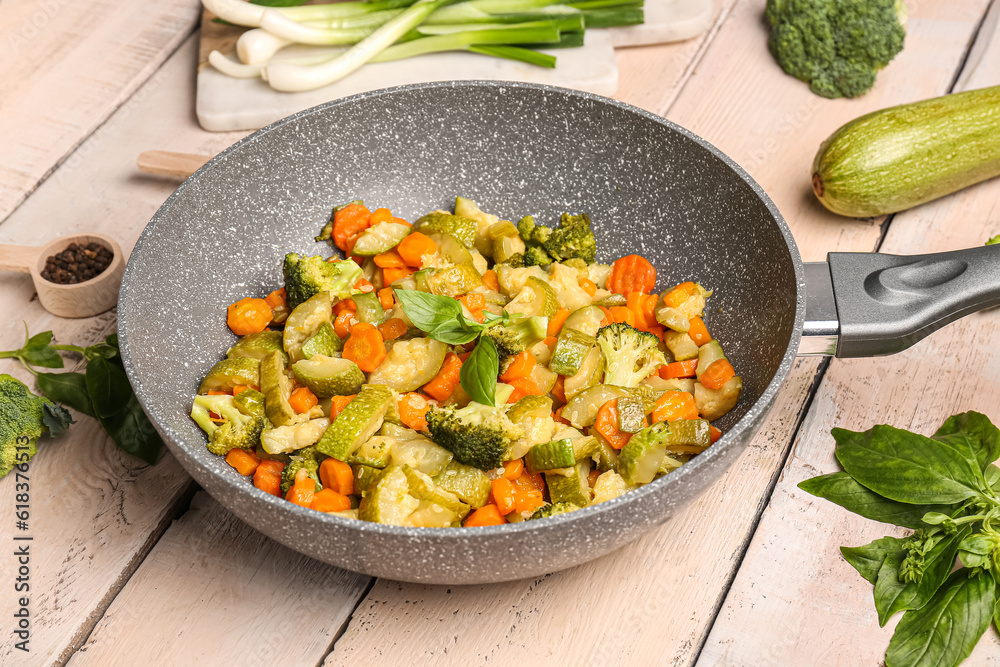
(801, 245, 1000, 358)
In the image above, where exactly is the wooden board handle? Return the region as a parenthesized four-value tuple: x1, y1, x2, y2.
(0, 244, 41, 273)
(137, 151, 212, 180)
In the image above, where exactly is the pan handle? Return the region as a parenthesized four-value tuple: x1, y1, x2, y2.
(800, 245, 1000, 358)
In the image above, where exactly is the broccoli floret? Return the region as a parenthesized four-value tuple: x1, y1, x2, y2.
(765, 0, 907, 99)
(523, 245, 554, 267)
(529, 502, 581, 520)
(280, 445, 325, 494)
(425, 403, 523, 471)
(191, 389, 267, 456)
(0, 375, 58, 478)
(283, 254, 363, 309)
(482, 316, 549, 369)
(543, 213, 597, 263)
(596, 323, 667, 388)
(501, 253, 526, 268)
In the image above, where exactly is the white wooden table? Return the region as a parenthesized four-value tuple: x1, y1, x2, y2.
(1, 1, 999, 664)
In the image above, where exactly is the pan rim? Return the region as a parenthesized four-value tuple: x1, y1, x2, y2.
(119, 79, 805, 541)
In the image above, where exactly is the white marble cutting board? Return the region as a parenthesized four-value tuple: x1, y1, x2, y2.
(196, 0, 714, 132)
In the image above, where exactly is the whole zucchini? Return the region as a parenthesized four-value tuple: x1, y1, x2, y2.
(812, 86, 1000, 217)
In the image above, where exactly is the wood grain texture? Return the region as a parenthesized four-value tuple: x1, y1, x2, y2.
(699, 3, 1000, 664)
(0, 33, 250, 667)
(662, 0, 993, 261)
(67, 492, 371, 667)
(322, 359, 822, 667)
(0, 0, 201, 225)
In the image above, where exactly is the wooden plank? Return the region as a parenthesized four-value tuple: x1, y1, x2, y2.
(0, 0, 201, 225)
(322, 359, 822, 667)
(662, 0, 992, 261)
(699, 3, 1000, 663)
(0, 32, 252, 665)
(66, 492, 371, 667)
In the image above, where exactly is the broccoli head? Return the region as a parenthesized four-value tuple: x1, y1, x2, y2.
(425, 403, 523, 471)
(280, 445, 325, 494)
(0, 375, 59, 478)
(516, 213, 597, 265)
(765, 0, 907, 99)
(500, 253, 526, 268)
(596, 323, 667, 388)
(283, 254, 363, 309)
(191, 389, 267, 455)
(482, 316, 549, 369)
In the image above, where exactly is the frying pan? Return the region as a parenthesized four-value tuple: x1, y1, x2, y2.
(118, 81, 1000, 584)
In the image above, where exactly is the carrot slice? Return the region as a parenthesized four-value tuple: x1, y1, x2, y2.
(464, 504, 506, 527)
(225, 448, 260, 476)
(374, 250, 406, 268)
(310, 488, 351, 513)
(398, 392, 432, 431)
(499, 351, 535, 383)
(700, 358, 735, 390)
(332, 203, 372, 252)
(288, 386, 318, 414)
(342, 322, 387, 372)
(319, 458, 354, 495)
(382, 266, 415, 285)
(492, 478, 516, 515)
(688, 316, 711, 347)
(659, 359, 699, 379)
(482, 269, 499, 291)
(663, 281, 697, 308)
(397, 232, 437, 267)
(253, 459, 285, 497)
(377, 287, 395, 310)
(607, 255, 656, 295)
(423, 352, 463, 402)
(594, 399, 631, 450)
(227, 297, 273, 335)
(547, 307, 571, 337)
(651, 391, 699, 422)
(378, 317, 408, 342)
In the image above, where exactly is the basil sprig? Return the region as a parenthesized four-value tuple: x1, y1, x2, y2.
(800, 411, 1000, 667)
(395, 290, 508, 405)
(1, 326, 163, 465)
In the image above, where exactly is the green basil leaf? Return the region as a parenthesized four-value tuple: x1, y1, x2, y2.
(105, 333, 119, 350)
(83, 343, 118, 361)
(885, 569, 996, 667)
(459, 336, 498, 407)
(873, 528, 967, 626)
(97, 393, 163, 465)
(834, 426, 986, 505)
(24, 330, 53, 350)
(840, 536, 907, 585)
(395, 289, 485, 344)
(986, 464, 1000, 489)
(933, 411, 1000, 472)
(21, 345, 64, 369)
(36, 372, 95, 417)
(799, 472, 954, 529)
(85, 356, 133, 420)
(41, 403, 74, 437)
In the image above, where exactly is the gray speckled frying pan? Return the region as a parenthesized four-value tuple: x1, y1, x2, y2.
(119, 81, 1000, 584)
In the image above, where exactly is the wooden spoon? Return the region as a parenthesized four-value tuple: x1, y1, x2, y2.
(137, 151, 211, 180)
(0, 233, 125, 318)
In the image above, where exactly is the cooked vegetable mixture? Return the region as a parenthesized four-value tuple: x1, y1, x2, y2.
(192, 197, 742, 527)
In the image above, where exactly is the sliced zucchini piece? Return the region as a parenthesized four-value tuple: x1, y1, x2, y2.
(415, 212, 478, 248)
(197, 357, 260, 394)
(593, 293, 626, 308)
(301, 321, 342, 359)
(283, 291, 333, 364)
(352, 292, 385, 326)
(572, 435, 600, 462)
(593, 436, 619, 472)
(562, 305, 605, 337)
(315, 384, 393, 460)
(694, 377, 742, 421)
(402, 466, 470, 519)
(390, 436, 454, 476)
(616, 395, 645, 433)
(227, 330, 287, 363)
(524, 438, 576, 473)
(426, 262, 483, 297)
(619, 424, 673, 484)
(643, 376, 695, 394)
(655, 305, 690, 332)
(663, 329, 699, 362)
(405, 500, 462, 528)
(545, 460, 591, 507)
(529, 363, 558, 395)
(432, 461, 492, 508)
(260, 350, 296, 426)
(455, 196, 500, 257)
(292, 355, 365, 397)
(352, 221, 411, 256)
(367, 337, 448, 392)
(563, 346, 604, 399)
(696, 340, 726, 379)
(592, 471, 631, 504)
(504, 276, 558, 318)
(506, 395, 553, 424)
(561, 384, 632, 428)
(260, 418, 330, 455)
(495, 264, 548, 298)
(549, 328, 596, 377)
(351, 463, 383, 496)
(665, 419, 712, 453)
(357, 466, 419, 525)
(348, 436, 392, 468)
